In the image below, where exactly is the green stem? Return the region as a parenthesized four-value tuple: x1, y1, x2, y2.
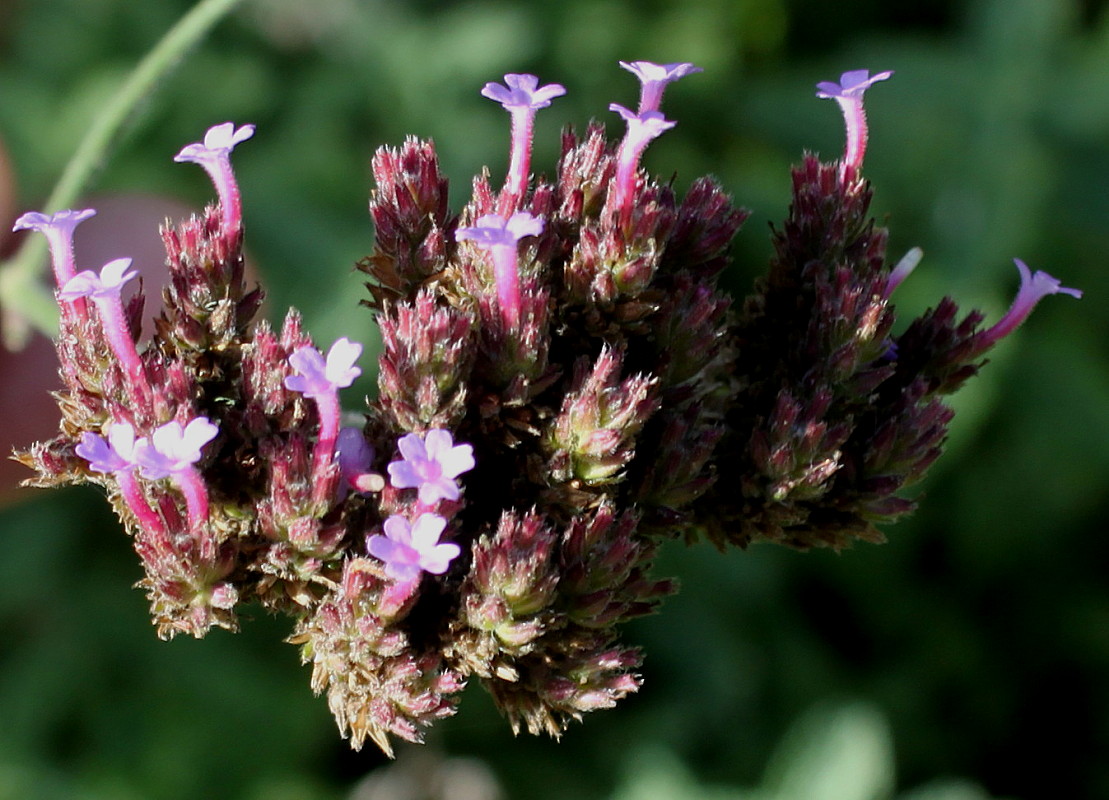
(0, 0, 245, 349)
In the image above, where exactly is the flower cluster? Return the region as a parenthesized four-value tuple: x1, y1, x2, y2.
(16, 64, 1079, 755)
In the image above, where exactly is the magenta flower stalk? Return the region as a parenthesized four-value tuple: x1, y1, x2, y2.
(12, 208, 97, 321)
(366, 512, 461, 582)
(134, 418, 220, 530)
(59, 257, 151, 403)
(618, 60, 701, 114)
(455, 212, 544, 329)
(387, 429, 475, 506)
(815, 69, 893, 178)
(481, 74, 566, 214)
(607, 104, 676, 225)
(174, 122, 255, 232)
(76, 424, 168, 538)
(285, 338, 363, 499)
(972, 259, 1082, 352)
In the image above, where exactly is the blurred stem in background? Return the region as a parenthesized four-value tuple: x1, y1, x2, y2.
(0, 0, 244, 349)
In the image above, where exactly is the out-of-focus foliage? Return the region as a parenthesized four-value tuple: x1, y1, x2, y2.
(0, 0, 1105, 798)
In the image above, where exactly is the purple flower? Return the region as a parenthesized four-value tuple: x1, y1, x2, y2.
(366, 513, 461, 581)
(336, 426, 379, 496)
(977, 259, 1082, 348)
(607, 105, 676, 222)
(174, 122, 256, 231)
(134, 417, 219, 480)
(173, 121, 256, 165)
(815, 69, 893, 100)
(58, 257, 137, 301)
(455, 212, 544, 327)
(618, 60, 701, 113)
(76, 423, 139, 474)
(480, 73, 566, 111)
(815, 69, 893, 174)
(12, 208, 97, 289)
(387, 429, 475, 505)
(284, 338, 363, 399)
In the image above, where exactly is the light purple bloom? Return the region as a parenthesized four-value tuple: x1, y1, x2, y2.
(367, 513, 461, 582)
(174, 122, 255, 231)
(619, 60, 701, 113)
(76, 423, 139, 474)
(977, 259, 1082, 348)
(387, 429, 475, 505)
(481, 73, 566, 111)
(455, 213, 544, 327)
(13, 208, 97, 289)
(815, 69, 893, 174)
(134, 417, 219, 480)
(336, 426, 378, 496)
(607, 104, 676, 222)
(58, 257, 138, 301)
(284, 338, 363, 399)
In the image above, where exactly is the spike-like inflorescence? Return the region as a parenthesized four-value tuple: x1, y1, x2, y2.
(16, 63, 1079, 755)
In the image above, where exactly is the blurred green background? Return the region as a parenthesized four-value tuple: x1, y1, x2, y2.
(1, 0, 1107, 798)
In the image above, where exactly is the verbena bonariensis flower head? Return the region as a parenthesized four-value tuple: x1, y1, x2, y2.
(816, 68, 893, 178)
(17, 61, 1079, 756)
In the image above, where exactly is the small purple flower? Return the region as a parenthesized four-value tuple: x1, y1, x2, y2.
(58, 257, 138, 301)
(284, 338, 363, 399)
(455, 212, 544, 327)
(481, 74, 566, 215)
(607, 104, 676, 223)
(387, 429, 475, 505)
(134, 417, 219, 480)
(976, 259, 1082, 348)
(367, 513, 461, 581)
(815, 69, 893, 175)
(76, 423, 139, 474)
(618, 60, 701, 113)
(174, 122, 256, 231)
(336, 426, 379, 496)
(12, 208, 96, 288)
(481, 73, 566, 111)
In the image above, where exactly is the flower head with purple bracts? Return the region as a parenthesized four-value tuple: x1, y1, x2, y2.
(975, 258, 1083, 349)
(815, 69, 893, 175)
(58, 257, 137, 302)
(284, 338, 363, 400)
(387, 429, 475, 505)
(481, 73, 566, 111)
(174, 122, 255, 231)
(133, 418, 219, 480)
(619, 60, 701, 113)
(367, 513, 461, 582)
(76, 423, 140, 474)
(455, 212, 544, 327)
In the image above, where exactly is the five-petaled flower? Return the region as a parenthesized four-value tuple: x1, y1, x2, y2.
(480, 73, 566, 111)
(618, 60, 701, 113)
(58, 257, 138, 301)
(12, 208, 97, 288)
(76, 423, 139, 474)
(815, 69, 893, 175)
(174, 122, 256, 231)
(134, 418, 220, 480)
(974, 258, 1083, 350)
(284, 338, 363, 399)
(366, 513, 461, 582)
(608, 104, 677, 221)
(387, 429, 475, 505)
(455, 212, 544, 327)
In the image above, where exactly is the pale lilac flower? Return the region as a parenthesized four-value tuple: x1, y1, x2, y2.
(367, 513, 461, 581)
(58, 257, 137, 301)
(976, 259, 1082, 349)
(455, 212, 544, 328)
(387, 429, 475, 505)
(607, 104, 676, 222)
(284, 338, 363, 399)
(815, 69, 893, 175)
(76, 423, 139, 473)
(134, 418, 219, 480)
(618, 60, 701, 113)
(481, 74, 566, 214)
(12, 208, 96, 288)
(59, 258, 149, 403)
(174, 122, 255, 231)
